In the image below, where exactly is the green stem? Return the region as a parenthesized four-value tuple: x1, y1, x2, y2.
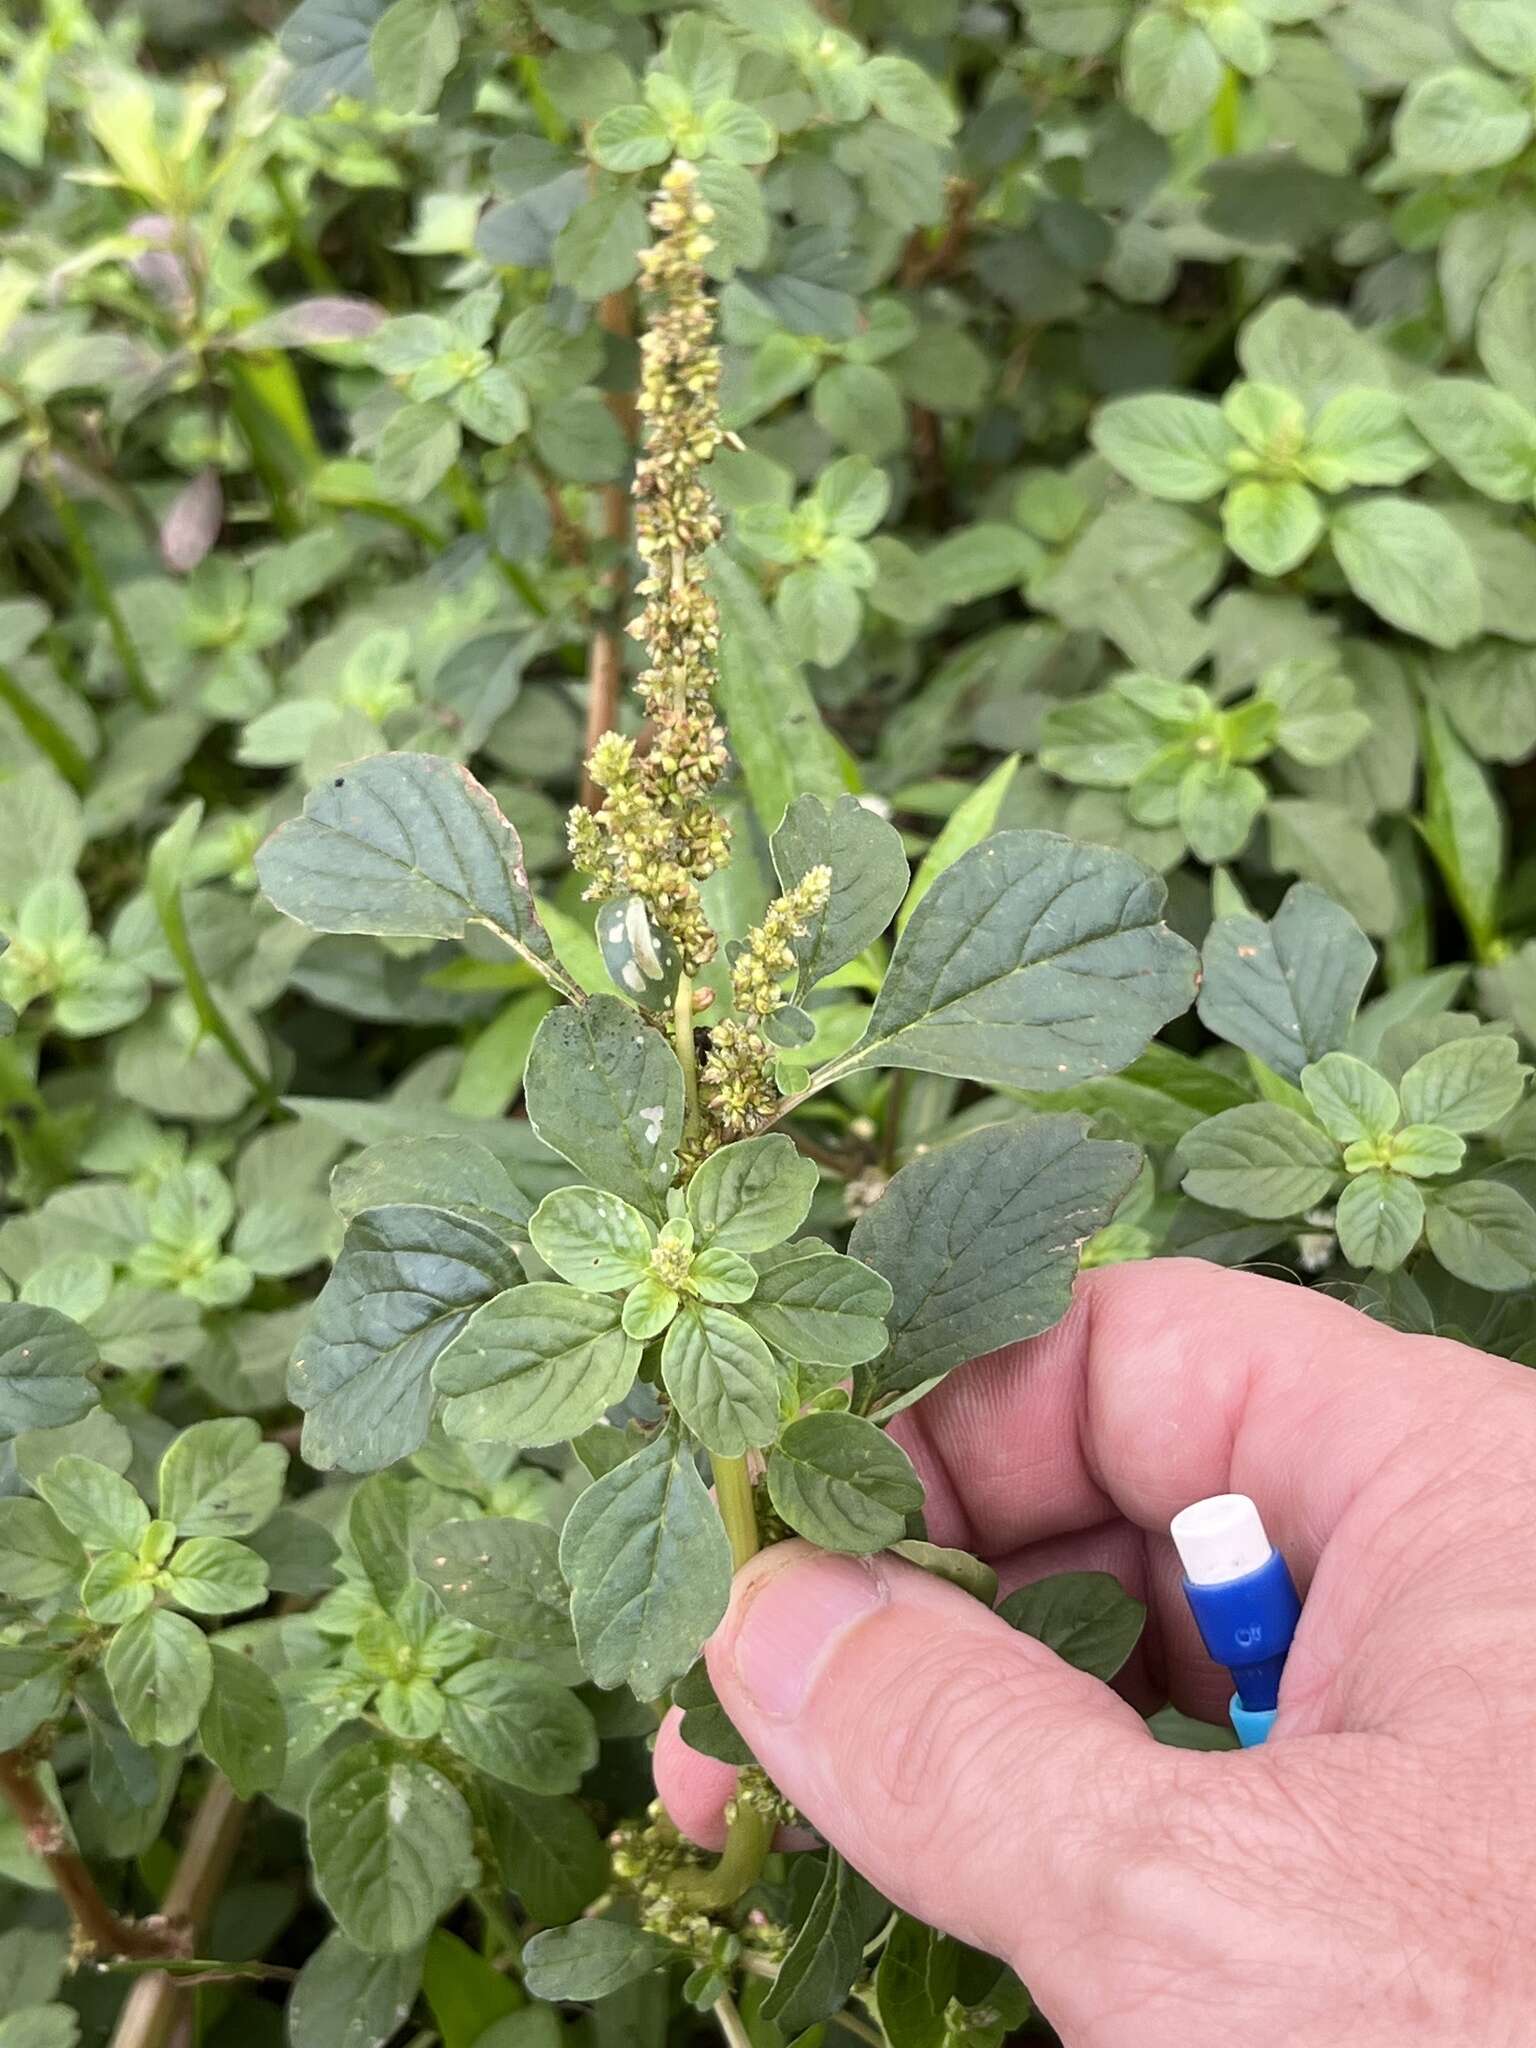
(223, 368, 302, 538)
(497, 554, 550, 618)
(265, 161, 341, 293)
(150, 859, 279, 1113)
(347, 497, 447, 549)
(0, 663, 89, 788)
(667, 1794, 772, 1912)
(713, 1453, 758, 1574)
(447, 465, 549, 615)
(39, 465, 155, 707)
(517, 56, 569, 145)
(675, 972, 703, 1154)
(1210, 66, 1241, 158)
(711, 1989, 754, 2048)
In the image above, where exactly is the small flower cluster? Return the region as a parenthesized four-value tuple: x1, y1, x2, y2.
(702, 867, 830, 1137)
(609, 1775, 798, 1950)
(568, 160, 731, 972)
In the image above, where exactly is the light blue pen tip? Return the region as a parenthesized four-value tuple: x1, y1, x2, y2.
(1171, 1493, 1301, 1749)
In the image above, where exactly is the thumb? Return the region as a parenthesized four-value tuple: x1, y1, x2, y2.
(706, 1540, 1176, 1970)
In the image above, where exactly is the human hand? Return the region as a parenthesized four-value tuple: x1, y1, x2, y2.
(654, 1259, 1536, 2047)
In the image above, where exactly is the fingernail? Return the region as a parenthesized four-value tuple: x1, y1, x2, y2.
(726, 1549, 886, 1722)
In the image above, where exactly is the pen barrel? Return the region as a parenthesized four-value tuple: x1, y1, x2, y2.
(1181, 1549, 1301, 1713)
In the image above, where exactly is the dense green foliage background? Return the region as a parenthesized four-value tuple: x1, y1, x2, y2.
(4, 0, 1536, 2042)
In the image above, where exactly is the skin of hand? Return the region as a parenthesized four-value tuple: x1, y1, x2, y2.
(653, 1259, 1536, 2047)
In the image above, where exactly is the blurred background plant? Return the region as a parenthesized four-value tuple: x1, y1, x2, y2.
(6, 0, 1536, 2042)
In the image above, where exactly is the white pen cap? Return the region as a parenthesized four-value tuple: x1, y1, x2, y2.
(1170, 1493, 1272, 1587)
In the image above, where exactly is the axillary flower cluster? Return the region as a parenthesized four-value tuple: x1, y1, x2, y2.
(568, 161, 828, 1149)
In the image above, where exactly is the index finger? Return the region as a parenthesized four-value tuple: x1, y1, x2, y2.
(894, 1258, 1531, 1587)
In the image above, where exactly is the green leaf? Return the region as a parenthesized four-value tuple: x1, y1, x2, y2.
(1456, 0, 1536, 73)
(1299, 1052, 1400, 1144)
(478, 1784, 609, 1924)
(375, 402, 461, 500)
(332, 1135, 538, 1235)
(104, 1607, 213, 1747)
(1304, 390, 1429, 489)
(1123, 11, 1224, 131)
(924, 524, 1038, 605)
(779, 564, 862, 669)
(528, 1187, 654, 1290)
(1399, 1035, 1529, 1132)
(36, 1456, 147, 1553)
(161, 1535, 269, 1615)
(1420, 701, 1504, 956)
(1178, 760, 1266, 864)
(434, 1285, 641, 1446)
(279, 0, 386, 113)
(1425, 1179, 1536, 1289)
(199, 1643, 287, 1797)
(1478, 261, 1536, 411)
(1335, 1171, 1423, 1271)
(348, 1474, 415, 1611)
(1386, 1124, 1466, 1178)
(813, 362, 906, 457)
(0, 1499, 85, 1600)
(660, 1305, 782, 1457)
(711, 552, 852, 830)
(521, 1921, 673, 2001)
(289, 1934, 425, 2048)
(738, 1246, 891, 1366)
(0, 1647, 68, 1749)
(700, 99, 776, 165)
(850, 1116, 1141, 1404)
(762, 1852, 889, 2033)
(1199, 882, 1376, 1083)
(420, 1929, 523, 2048)
(1177, 1103, 1339, 1217)
(831, 831, 1197, 1092)
(685, 1135, 818, 1252)
(0, 2008, 76, 2048)
(441, 1660, 596, 1792)
(0, 1928, 67, 2009)
(308, 1742, 474, 1956)
(1039, 691, 1166, 787)
(674, 1659, 753, 1766)
(767, 1412, 923, 1553)
(1330, 499, 1481, 650)
(1091, 392, 1235, 499)
(290, 1205, 524, 1473)
(887, 1539, 999, 1606)
(80, 1550, 155, 1626)
(771, 793, 909, 998)
(862, 53, 958, 140)
(588, 103, 671, 172)
(370, 0, 459, 112)
(256, 754, 566, 987)
(623, 1275, 679, 1340)
(1263, 657, 1371, 768)
(1392, 65, 1531, 174)
(413, 1518, 576, 1671)
(898, 758, 1020, 934)
(523, 997, 684, 1223)
(156, 1417, 287, 1537)
(1407, 379, 1536, 502)
(553, 187, 649, 300)
(0, 1303, 98, 1441)
(873, 1917, 963, 2048)
(1222, 478, 1323, 576)
(998, 1571, 1146, 1679)
(558, 1426, 732, 1697)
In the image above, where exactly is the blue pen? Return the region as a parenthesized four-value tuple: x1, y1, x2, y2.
(1171, 1493, 1301, 1748)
